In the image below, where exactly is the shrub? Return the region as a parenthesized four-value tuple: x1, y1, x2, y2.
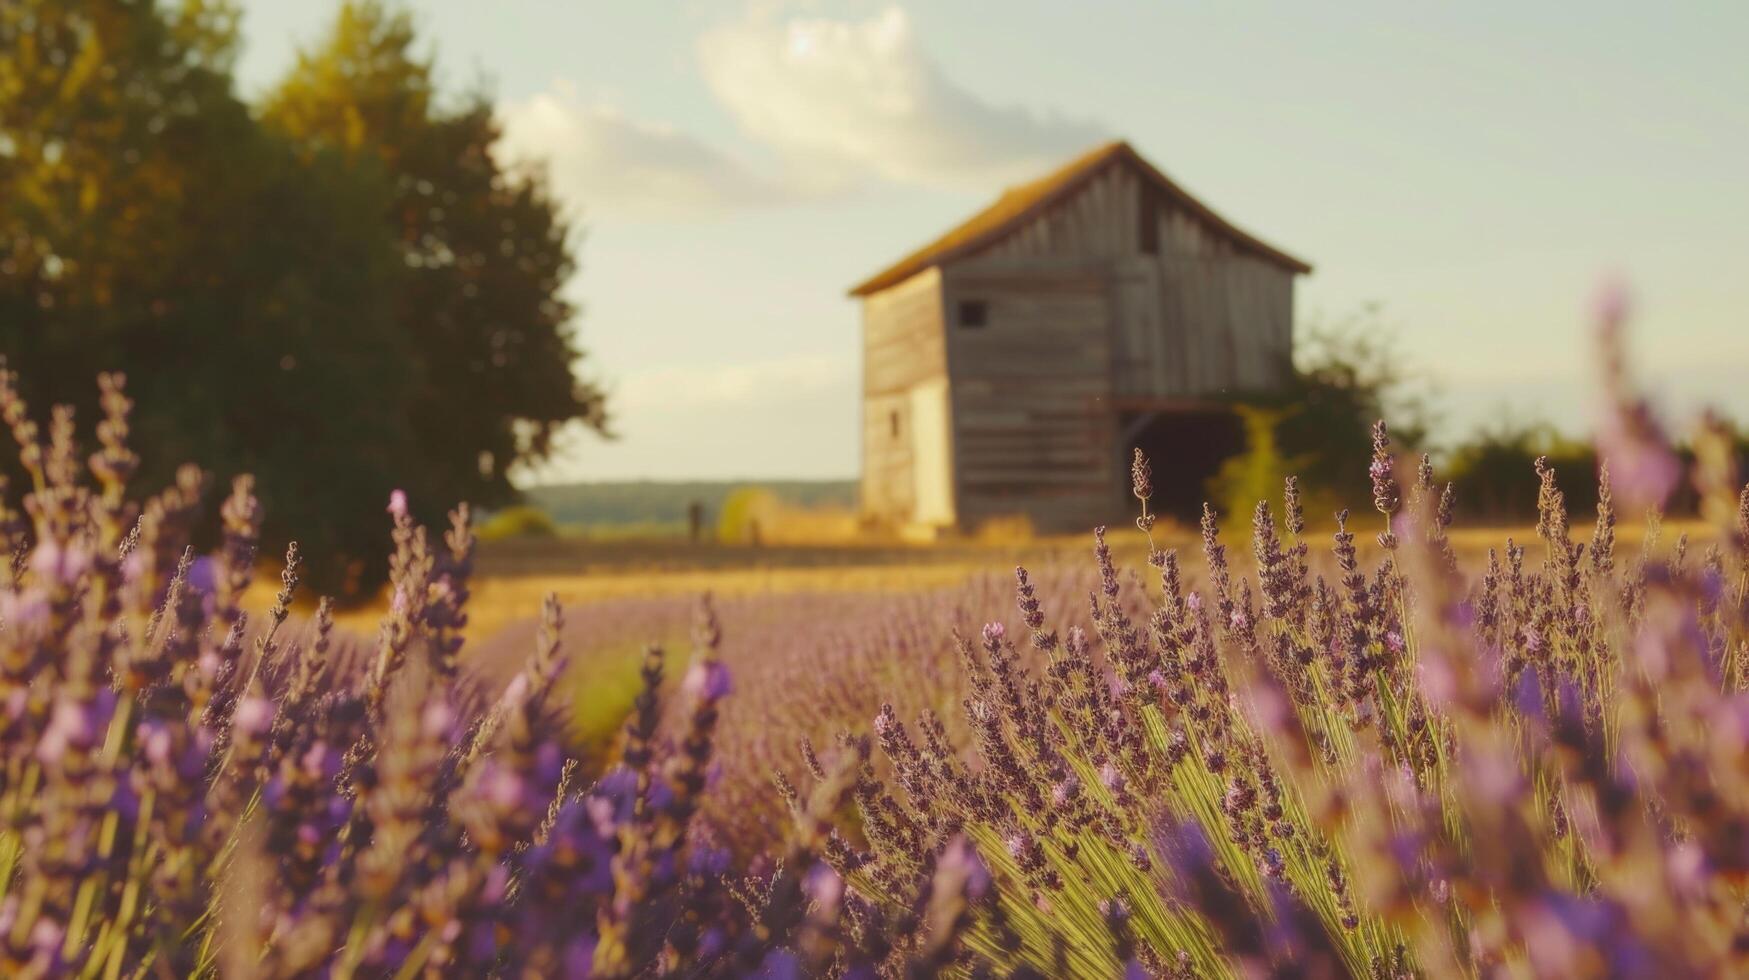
(715, 487, 778, 544)
(476, 503, 560, 542)
(1206, 405, 1312, 526)
(1211, 312, 1429, 527)
(1444, 418, 1599, 522)
(1273, 310, 1432, 508)
(1443, 416, 1749, 524)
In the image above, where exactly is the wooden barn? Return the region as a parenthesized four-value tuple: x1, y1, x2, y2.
(849, 140, 1311, 534)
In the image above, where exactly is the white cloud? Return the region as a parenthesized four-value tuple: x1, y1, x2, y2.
(496, 6, 1108, 221)
(697, 5, 1107, 190)
(495, 84, 790, 218)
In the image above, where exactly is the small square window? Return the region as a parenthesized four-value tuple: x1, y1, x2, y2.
(957, 299, 987, 329)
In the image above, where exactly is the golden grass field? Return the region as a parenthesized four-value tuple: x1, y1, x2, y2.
(263, 518, 1718, 652)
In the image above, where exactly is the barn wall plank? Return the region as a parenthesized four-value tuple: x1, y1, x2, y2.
(861, 155, 1302, 532)
(862, 267, 947, 395)
(1108, 241, 1296, 400)
(859, 268, 947, 521)
(941, 264, 1117, 531)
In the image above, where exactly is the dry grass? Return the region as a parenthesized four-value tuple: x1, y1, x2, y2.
(319, 534, 1101, 642)
(254, 517, 1717, 654)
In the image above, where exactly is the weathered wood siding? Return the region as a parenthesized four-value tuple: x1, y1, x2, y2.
(860, 268, 948, 523)
(1111, 251, 1293, 398)
(961, 159, 1295, 401)
(978, 164, 1140, 262)
(941, 265, 1117, 530)
(1114, 199, 1295, 396)
(858, 154, 1298, 531)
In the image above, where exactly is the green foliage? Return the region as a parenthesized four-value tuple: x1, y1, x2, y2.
(1206, 405, 1309, 523)
(1442, 417, 1749, 522)
(1, 0, 412, 591)
(1444, 417, 1599, 521)
(476, 503, 558, 542)
(1211, 308, 1428, 522)
(1277, 310, 1431, 503)
(0, 0, 607, 593)
(717, 486, 778, 544)
(263, 0, 609, 510)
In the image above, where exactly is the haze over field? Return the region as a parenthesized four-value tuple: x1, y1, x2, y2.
(232, 1, 1749, 482)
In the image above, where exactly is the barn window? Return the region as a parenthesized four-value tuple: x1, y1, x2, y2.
(889, 410, 901, 439)
(957, 299, 988, 329)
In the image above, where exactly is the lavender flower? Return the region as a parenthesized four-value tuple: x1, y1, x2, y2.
(9, 318, 1749, 979)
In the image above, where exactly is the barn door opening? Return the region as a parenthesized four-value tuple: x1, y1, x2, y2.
(1120, 408, 1245, 522)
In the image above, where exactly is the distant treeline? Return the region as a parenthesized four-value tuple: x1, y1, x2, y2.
(523, 480, 857, 528)
(1206, 316, 1748, 527)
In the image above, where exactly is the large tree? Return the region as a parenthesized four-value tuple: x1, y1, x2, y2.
(0, 0, 607, 594)
(263, 1, 608, 511)
(1, 0, 418, 591)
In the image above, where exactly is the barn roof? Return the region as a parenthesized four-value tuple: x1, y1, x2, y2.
(847, 140, 1311, 297)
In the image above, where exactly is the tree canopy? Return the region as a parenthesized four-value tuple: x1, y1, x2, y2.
(0, 0, 606, 593)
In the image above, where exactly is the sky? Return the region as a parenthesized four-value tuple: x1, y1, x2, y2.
(232, 1, 1749, 483)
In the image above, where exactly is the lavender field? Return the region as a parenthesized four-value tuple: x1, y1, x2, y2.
(3, 297, 1748, 979)
(7, 3, 1748, 977)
